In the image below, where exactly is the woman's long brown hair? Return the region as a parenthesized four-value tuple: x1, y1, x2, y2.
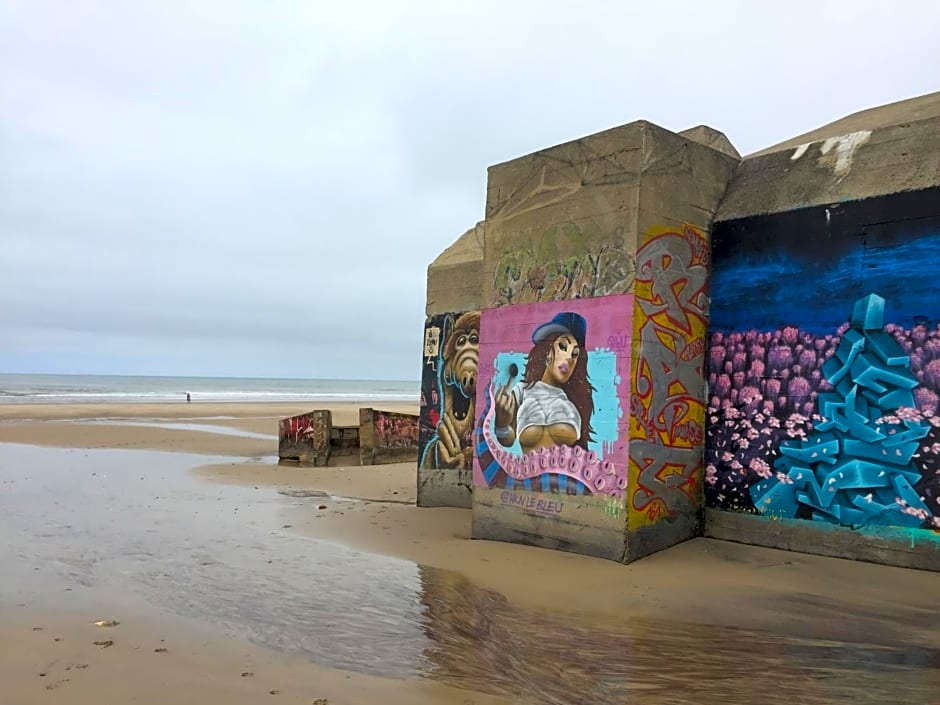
(521, 336, 595, 450)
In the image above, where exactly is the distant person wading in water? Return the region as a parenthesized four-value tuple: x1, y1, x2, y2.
(186, 392, 191, 403)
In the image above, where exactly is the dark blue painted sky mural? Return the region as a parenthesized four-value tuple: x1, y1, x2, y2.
(709, 190, 940, 334)
(710, 234, 940, 333)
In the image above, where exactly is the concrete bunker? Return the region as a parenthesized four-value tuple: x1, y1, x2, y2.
(416, 91, 940, 572)
(279, 408, 419, 467)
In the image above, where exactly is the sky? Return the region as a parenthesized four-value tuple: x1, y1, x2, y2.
(1, 1, 939, 381)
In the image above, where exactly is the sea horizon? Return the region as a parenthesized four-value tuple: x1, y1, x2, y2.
(0, 372, 419, 405)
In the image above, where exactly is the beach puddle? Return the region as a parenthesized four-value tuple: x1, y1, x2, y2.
(1, 444, 936, 704)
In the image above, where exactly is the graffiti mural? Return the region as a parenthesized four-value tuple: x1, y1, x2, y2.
(373, 410, 420, 449)
(419, 311, 481, 471)
(706, 189, 940, 531)
(361, 408, 420, 465)
(491, 222, 635, 307)
(472, 295, 632, 497)
(629, 225, 709, 528)
(278, 410, 331, 465)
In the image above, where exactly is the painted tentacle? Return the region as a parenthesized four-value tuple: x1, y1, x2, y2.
(478, 381, 624, 497)
(476, 382, 509, 488)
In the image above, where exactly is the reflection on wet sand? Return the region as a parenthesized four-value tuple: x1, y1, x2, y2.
(1, 443, 936, 704)
(75, 418, 279, 440)
(417, 565, 939, 704)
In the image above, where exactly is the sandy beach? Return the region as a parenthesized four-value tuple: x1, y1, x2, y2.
(2, 402, 939, 704)
(0, 402, 415, 456)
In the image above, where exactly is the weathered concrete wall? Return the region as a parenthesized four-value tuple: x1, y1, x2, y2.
(705, 512, 940, 572)
(278, 410, 332, 466)
(359, 408, 419, 465)
(329, 424, 361, 464)
(279, 409, 417, 467)
(626, 224, 711, 558)
(419, 91, 940, 570)
(718, 115, 940, 221)
(470, 121, 739, 562)
(471, 123, 645, 559)
(472, 295, 633, 559)
(705, 137, 940, 570)
(678, 125, 741, 159)
(482, 122, 644, 309)
(746, 91, 940, 159)
(418, 223, 484, 508)
(625, 123, 740, 560)
(426, 222, 484, 317)
(704, 102, 940, 571)
(418, 311, 479, 507)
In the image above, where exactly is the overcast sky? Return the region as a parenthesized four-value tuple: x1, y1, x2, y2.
(1, 1, 938, 381)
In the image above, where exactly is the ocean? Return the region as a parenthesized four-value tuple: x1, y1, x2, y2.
(0, 373, 419, 405)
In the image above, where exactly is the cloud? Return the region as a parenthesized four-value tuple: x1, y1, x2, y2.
(2, 0, 939, 378)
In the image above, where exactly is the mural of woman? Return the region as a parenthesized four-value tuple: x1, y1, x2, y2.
(494, 312, 595, 454)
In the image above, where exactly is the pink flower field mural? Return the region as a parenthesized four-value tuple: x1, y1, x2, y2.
(706, 191, 940, 532)
(705, 301, 940, 529)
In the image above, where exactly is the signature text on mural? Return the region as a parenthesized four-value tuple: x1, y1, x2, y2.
(499, 490, 564, 515)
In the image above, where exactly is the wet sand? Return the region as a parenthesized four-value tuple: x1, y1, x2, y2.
(0, 401, 416, 455)
(198, 459, 940, 648)
(2, 402, 939, 704)
(1, 608, 512, 705)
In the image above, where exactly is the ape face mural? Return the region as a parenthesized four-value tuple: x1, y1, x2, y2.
(442, 313, 479, 420)
(473, 297, 632, 497)
(419, 311, 481, 471)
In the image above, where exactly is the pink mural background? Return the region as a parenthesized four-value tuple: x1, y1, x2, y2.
(473, 294, 633, 496)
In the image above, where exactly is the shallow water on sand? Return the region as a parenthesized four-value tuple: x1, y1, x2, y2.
(1, 444, 936, 704)
(75, 418, 278, 440)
